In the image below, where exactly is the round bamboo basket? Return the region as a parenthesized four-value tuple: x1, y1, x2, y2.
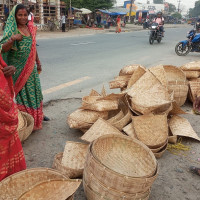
(91, 135, 157, 178)
(83, 167, 151, 200)
(21, 112, 34, 141)
(150, 139, 168, 153)
(153, 143, 168, 159)
(119, 64, 145, 76)
(18, 179, 81, 200)
(0, 168, 69, 199)
(85, 136, 158, 193)
(17, 111, 27, 141)
(83, 180, 150, 200)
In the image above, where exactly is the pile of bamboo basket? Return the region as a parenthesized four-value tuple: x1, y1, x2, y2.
(83, 135, 158, 200)
(66, 62, 200, 200)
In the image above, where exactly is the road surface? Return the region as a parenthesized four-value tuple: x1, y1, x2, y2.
(37, 25, 199, 104)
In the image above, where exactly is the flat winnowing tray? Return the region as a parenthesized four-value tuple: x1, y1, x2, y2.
(169, 115, 200, 142)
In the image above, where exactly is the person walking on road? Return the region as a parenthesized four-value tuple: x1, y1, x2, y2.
(116, 15, 121, 33)
(61, 13, 66, 32)
(0, 54, 26, 181)
(28, 6, 35, 26)
(0, 4, 47, 130)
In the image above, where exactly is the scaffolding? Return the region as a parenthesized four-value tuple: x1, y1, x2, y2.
(0, 0, 66, 24)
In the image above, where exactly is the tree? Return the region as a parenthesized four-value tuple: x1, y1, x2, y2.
(168, 3, 176, 13)
(172, 12, 182, 19)
(189, 0, 200, 17)
(63, 0, 114, 11)
(153, 0, 163, 4)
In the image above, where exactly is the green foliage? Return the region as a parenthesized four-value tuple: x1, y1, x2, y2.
(189, 0, 200, 17)
(168, 3, 176, 13)
(171, 12, 182, 19)
(62, 0, 114, 11)
(153, 0, 163, 4)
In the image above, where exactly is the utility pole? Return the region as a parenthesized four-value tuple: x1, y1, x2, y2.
(129, 0, 134, 22)
(177, 0, 181, 13)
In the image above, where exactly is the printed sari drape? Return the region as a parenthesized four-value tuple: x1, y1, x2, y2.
(0, 5, 43, 130)
(0, 55, 26, 181)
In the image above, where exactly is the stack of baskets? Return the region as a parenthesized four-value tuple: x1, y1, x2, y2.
(83, 134, 158, 200)
(132, 114, 169, 158)
(0, 168, 81, 200)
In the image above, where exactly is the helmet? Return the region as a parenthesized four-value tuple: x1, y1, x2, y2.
(157, 12, 162, 16)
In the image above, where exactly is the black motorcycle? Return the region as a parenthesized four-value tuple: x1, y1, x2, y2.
(149, 23, 162, 45)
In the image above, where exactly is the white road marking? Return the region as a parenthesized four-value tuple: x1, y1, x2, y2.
(43, 76, 91, 95)
(70, 42, 96, 46)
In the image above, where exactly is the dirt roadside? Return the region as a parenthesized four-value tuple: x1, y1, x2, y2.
(23, 97, 200, 200)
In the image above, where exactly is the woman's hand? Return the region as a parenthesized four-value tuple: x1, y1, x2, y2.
(2, 66, 16, 77)
(11, 34, 23, 41)
(36, 61, 42, 73)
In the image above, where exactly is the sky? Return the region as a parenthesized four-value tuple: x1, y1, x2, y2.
(116, 0, 197, 12)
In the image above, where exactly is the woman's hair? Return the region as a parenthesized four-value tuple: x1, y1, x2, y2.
(15, 4, 28, 16)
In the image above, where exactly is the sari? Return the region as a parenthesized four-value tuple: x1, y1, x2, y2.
(116, 17, 121, 33)
(0, 54, 26, 181)
(0, 5, 43, 130)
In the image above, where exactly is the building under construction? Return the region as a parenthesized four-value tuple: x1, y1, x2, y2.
(0, 0, 66, 24)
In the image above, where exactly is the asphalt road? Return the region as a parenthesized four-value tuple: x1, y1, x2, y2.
(37, 26, 200, 103)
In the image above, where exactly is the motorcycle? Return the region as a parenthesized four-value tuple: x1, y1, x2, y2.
(143, 20, 150, 29)
(175, 29, 200, 56)
(149, 23, 162, 45)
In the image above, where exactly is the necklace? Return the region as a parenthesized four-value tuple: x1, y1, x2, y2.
(18, 26, 30, 36)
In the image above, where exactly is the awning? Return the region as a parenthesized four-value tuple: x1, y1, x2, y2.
(80, 8, 92, 14)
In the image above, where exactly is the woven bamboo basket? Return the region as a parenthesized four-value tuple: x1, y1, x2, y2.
(67, 109, 108, 129)
(81, 96, 119, 112)
(0, 168, 70, 199)
(153, 142, 168, 159)
(84, 167, 151, 200)
(123, 123, 137, 139)
(167, 80, 188, 106)
(128, 71, 171, 115)
(181, 61, 200, 71)
(119, 64, 145, 76)
(83, 179, 150, 200)
(168, 136, 178, 144)
(17, 111, 27, 141)
(127, 66, 146, 88)
(21, 111, 34, 141)
(81, 118, 123, 143)
(169, 115, 200, 142)
(188, 79, 200, 102)
(53, 153, 84, 178)
(150, 139, 168, 153)
(85, 149, 158, 193)
(184, 71, 200, 79)
(91, 134, 157, 178)
(109, 75, 132, 89)
(18, 179, 81, 200)
(132, 114, 168, 149)
(107, 110, 124, 124)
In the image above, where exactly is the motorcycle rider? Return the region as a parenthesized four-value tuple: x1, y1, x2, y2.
(153, 12, 165, 37)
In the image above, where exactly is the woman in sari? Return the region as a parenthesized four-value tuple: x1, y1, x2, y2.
(0, 4, 46, 130)
(116, 15, 121, 33)
(0, 54, 26, 181)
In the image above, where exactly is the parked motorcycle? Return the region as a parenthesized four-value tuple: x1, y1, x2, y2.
(149, 23, 162, 45)
(143, 21, 150, 29)
(175, 29, 200, 56)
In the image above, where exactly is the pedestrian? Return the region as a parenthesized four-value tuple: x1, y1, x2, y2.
(107, 15, 111, 28)
(0, 4, 48, 130)
(0, 54, 26, 181)
(96, 13, 101, 28)
(61, 13, 66, 32)
(116, 15, 121, 33)
(28, 5, 35, 26)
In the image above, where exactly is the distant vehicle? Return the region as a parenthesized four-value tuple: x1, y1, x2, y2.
(175, 29, 200, 56)
(149, 23, 162, 45)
